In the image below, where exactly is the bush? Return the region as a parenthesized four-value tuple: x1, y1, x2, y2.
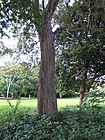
(83, 89, 105, 107)
(0, 107, 105, 140)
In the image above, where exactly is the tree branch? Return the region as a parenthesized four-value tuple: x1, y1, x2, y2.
(53, 26, 84, 47)
(42, 0, 44, 10)
(45, 0, 59, 22)
(35, 0, 39, 12)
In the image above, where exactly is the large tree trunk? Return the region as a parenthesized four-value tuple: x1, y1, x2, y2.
(37, 8, 58, 115)
(38, 23, 58, 115)
(35, 0, 59, 115)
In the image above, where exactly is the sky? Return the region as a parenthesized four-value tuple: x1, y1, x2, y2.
(0, 36, 18, 66)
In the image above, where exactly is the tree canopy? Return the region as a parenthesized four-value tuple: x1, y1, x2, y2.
(55, 0, 105, 103)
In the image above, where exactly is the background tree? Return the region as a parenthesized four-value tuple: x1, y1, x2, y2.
(16, 62, 39, 98)
(0, 64, 18, 98)
(55, 0, 105, 104)
(0, 63, 39, 98)
(0, 75, 6, 97)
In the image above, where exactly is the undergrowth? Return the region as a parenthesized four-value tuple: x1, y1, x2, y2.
(0, 106, 105, 140)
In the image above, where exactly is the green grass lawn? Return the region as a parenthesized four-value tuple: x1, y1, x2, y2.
(0, 97, 105, 113)
(57, 98, 79, 109)
(0, 98, 79, 111)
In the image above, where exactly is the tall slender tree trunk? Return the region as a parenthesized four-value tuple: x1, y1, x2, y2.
(6, 76, 15, 98)
(79, 67, 87, 105)
(79, 84, 85, 105)
(38, 23, 58, 115)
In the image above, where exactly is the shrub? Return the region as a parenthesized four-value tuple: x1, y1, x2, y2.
(0, 107, 105, 140)
(83, 89, 105, 107)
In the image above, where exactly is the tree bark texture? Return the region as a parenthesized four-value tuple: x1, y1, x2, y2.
(37, 0, 59, 116)
(79, 85, 85, 105)
(38, 23, 58, 115)
(79, 67, 87, 105)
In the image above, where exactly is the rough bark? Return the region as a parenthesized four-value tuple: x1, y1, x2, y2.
(37, 0, 59, 116)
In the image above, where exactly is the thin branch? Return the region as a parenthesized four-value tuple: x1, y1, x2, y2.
(69, 69, 82, 80)
(66, 29, 84, 47)
(42, 0, 44, 10)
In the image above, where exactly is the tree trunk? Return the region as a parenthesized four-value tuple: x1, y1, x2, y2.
(6, 76, 15, 98)
(37, 21, 58, 116)
(79, 67, 87, 105)
(79, 84, 85, 105)
(35, 0, 59, 116)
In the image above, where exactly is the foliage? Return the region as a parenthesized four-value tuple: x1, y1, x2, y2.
(55, 47, 80, 97)
(0, 0, 41, 65)
(83, 88, 105, 107)
(0, 106, 33, 126)
(0, 63, 39, 98)
(55, 0, 105, 95)
(1, 107, 105, 140)
(0, 0, 41, 36)
(0, 75, 6, 96)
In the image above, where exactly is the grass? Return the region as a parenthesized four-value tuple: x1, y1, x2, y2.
(0, 98, 79, 123)
(0, 98, 79, 112)
(1, 97, 105, 115)
(57, 98, 79, 109)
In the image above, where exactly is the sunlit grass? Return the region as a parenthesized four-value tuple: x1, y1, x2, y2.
(0, 97, 105, 114)
(0, 98, 79, 110)
(0, 98, 37, 114)
(57, 98, 79, 109)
